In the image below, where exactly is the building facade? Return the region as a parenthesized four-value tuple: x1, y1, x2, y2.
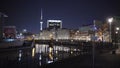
(39, 28, 70, 40)
(47, 20, 62, 29)
(3, 26, 17, 39)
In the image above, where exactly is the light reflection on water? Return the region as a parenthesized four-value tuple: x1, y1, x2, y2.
(32, 48, 35, 57)
(0, 44, 81, 67)
(34, 44, 81, 66)
(18, 50, 22, 61)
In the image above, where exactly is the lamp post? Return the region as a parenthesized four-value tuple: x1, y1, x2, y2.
(108, 17, 113, 42)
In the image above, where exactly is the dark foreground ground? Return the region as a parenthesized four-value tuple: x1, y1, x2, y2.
(41, 52, 120, 68)
(0, 41, 120, 68)
(0, 51, 120, 68)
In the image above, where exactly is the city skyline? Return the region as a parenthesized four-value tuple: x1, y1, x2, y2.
(0, 0, 120, 33)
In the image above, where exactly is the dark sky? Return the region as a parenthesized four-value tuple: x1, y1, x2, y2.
(0, 0, 120, 33)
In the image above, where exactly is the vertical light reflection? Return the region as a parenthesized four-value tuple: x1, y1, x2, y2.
(47, 53, 53, 64)
(35, 44, 49, 54)
(49, 53, 53, 60)
(35, 43, 80, 66)
(39, 61, 42, 66)
(49, 47, 53, 53)
(32, 48, 35, 57)
(39, 54, 42, 60)
(18, 50, 22, 61)
(39, 54, 42, 66)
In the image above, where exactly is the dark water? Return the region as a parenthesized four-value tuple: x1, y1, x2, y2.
(0, 44, 81, 68)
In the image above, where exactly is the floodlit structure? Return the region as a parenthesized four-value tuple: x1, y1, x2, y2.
(78, 25, 93, 41)
(47, 20, 62, 29)
(57, 29, 69, 39)
(39, 28, 70, 40)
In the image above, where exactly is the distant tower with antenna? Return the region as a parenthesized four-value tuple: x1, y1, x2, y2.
(40, 9, 43, 31)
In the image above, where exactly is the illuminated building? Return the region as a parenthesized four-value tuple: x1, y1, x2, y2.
(78, 25, 93, 41)
(39, 29, 52, 40)
(57, 28, 69, 39)
(39, 20, 64, 40)
(39, 28, 70, 40)
(47, 20, 62, 29)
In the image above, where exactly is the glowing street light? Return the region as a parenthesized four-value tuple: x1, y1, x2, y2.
(116, 27, 119, 31)
(115, 31, 118, 34)
(115, 27, 119, 43)
(116, 27, 119, 34)
(108, 17, 113, 23)
(107, 17, 113, 42)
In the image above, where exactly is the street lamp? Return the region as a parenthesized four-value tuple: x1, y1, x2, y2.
(116, 27, 119, 31)
(115, 27, 119, 43)
(116, 27, 119, 34)
(108, 17, 113, 42)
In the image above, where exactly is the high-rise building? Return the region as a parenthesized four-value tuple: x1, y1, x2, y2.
(47, 20, 62, 29)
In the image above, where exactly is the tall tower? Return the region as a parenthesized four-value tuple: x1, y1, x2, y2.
(40, 9, 43, 31)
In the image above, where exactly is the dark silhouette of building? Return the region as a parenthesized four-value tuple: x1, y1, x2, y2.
(3, 26, 16, 39)
(0, 12, 8, 41)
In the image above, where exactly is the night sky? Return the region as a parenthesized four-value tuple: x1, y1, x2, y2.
(0, 0, 120, 33)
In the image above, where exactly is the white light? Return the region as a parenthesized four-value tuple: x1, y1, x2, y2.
(19, 53, 22, 57)
(20, 33, 22, 36)
(48, 20, 62, 22)
(108, 17, 113, 23)
(116, 31, 118, 34)
(77, 30, 79, 32)
(23, 29, 27, 32)
(4, 39, 15, 42)
(55, 50, 58, 54)
(40, 21, 43, 24)
(40, 21, 43, 31)
(18, 50, 22, 61)
(47, 61, 53, 63)
(39, 54, 42, 60)
(73, 49, 77, 51)
(116, 27, 119, 31)
(18, 58, 21, 61)
(71, 51, 73, 54)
